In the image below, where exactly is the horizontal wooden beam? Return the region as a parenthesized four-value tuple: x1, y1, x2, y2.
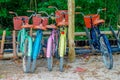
(41, 31, 117, 36)
(0, 53, 22, 59)
(74, 31, 117, 36)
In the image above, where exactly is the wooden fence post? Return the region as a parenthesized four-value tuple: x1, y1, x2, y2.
(13, 30, 18, 59)
(68, 0, 76, 62)
(0, 30, 6, 58)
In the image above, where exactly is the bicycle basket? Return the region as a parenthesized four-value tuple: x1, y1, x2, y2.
(55, 10, 68, 25)
(84, 14, 100, 28)
(41, 18, 48, 26)
(13, 16, 29, 30)
(32, 15, 42, 26)
(32, 16, 48, 26)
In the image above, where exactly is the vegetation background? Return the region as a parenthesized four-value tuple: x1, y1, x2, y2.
(0, 0, 120, 38)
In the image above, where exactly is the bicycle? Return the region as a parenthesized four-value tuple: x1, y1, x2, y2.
(110, 25, 120, 49)
(49, 6, 68, 72)
(76, 8, 113, 69)
(9, 11, 34, 73)
(31, 11, 57, 72)
(46, 13, 59, 71)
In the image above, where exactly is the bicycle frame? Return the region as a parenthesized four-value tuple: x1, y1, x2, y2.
(90, 26, 101, 50)
(110, 26, 120, 48)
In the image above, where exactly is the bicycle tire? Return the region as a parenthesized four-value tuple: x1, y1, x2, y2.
(99, 34, 113, 69)
(31, 59, 36, 73)
(59, 57, 64, 72)
(22, 37, 32, 73)
(59, 32, 66, 72)
(47, 37, 53, 71)
(47, 56, 53, 71)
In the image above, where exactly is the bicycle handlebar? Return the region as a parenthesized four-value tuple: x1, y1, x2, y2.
(26, 10, 35, 13)
(9, 11, 18, 16)
(75, 8, 106, 16)
(48, 6, 58, 11)
(97, 8, 106, 14)
(38, 11, 50, 18)
(9, 10, 36, 21)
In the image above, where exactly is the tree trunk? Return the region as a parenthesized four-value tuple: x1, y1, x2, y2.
(68, 0, 75, 62)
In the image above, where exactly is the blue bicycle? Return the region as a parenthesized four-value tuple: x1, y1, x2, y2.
(31, 11, 49, 72)
(77, 8, 113, 69)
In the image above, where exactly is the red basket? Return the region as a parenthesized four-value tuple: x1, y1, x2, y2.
(55, 10, 68, 25)
(41, 18, 48, 26)
(13, 16, 29, 30)
(84, 14, 100, 28)
(32, 16, 48, 26)
(32, 16, 42, 26)
(32, 16, 48, 27)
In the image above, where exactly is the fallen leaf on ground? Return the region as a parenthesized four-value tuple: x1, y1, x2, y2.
(54, 60, 59, 65)
(64, 64, 72, 69)
(73, 67, 87, 73)
(14, 59, 22, 65)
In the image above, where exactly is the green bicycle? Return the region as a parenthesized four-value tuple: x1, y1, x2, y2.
(10, 11, 34, 73)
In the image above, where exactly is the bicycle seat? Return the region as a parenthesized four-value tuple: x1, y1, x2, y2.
(46, 24, 57, 29)
(93, 19, 105, 26)
(21, 23, 33, 28)
(33, 24, 47, 30)
(57, 19, 68, 27)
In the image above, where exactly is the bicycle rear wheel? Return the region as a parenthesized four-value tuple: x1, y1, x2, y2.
(99, 34, 113, 69)
(22, 37, 32, 73)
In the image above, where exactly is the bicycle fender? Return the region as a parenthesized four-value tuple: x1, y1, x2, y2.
(32, 30, 43, 60)
(59, 34, 65, 57)
(46, 36, 52, 58)
(26, 36, 33, 56)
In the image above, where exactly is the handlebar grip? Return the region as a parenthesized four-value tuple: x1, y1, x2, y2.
(48, 6, 53, 8)
(102, 8, 106, 11)
(27, 10, 34, 13)
(76, 6, 81, 9)
(75, 12, 80, 14)
(9, 11, 14, 14)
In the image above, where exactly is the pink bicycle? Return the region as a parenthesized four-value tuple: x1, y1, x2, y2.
(46, 13, 59, 71)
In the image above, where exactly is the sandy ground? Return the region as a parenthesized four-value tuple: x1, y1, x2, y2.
(0, 54, 120, 80)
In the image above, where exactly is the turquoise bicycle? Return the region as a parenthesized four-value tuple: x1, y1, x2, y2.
(10, 11, 35, 73)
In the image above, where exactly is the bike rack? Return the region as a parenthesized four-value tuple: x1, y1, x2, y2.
(0, 30, 19, 59)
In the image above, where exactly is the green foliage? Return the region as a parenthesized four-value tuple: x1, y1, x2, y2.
(0, 0, 10, 2)
(75, 0, 119, 31)
(0, 0, 119, 35)
(0, 8, 7, 18)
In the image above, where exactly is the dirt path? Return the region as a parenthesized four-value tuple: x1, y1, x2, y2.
(0, 54, 120, 80)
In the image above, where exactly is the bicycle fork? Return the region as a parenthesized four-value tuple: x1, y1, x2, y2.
(31, 30, 43, 72)
(46, 30, 56, 58)
(32, 30, 43, 60)
(59, 27, 67, 57)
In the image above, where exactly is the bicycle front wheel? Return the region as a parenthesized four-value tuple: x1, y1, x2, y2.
(17, 30, 23, 54)
(22, 37, 32, 73)
(46, 37, 53, 71)
(47, 56, 53, 71)
(59, 35, 66, 72)
(99, 34, 113, 69)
